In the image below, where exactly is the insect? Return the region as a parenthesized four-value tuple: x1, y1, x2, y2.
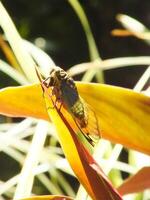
(42, 67, 100, 145)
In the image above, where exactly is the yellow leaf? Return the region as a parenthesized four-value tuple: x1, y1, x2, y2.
(0, 84, 48, 120)
(42, 83, 122, 199)
(77, 82, 150, 154)
(20, 195, 73, 200)
(0, 82, 150, 155)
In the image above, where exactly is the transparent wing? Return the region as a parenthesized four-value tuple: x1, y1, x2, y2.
(74, 98, 100, 146)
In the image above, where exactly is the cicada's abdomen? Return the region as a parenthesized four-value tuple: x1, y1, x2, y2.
(70, 99, 87, 128)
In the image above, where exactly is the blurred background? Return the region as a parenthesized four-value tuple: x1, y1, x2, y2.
(1, 0, 150, 88)
(0, 0, 150, 199)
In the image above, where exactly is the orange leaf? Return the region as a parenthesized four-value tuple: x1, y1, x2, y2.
(0, 84, 48, 120)
(20, 195, 73, 200)
(42, 83, 122, 200)
(118, 167, 150, 195)
(77, 82, 150, 155)
(0, 82, 150, 155)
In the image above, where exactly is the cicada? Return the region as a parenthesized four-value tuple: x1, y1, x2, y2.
(42, 67, 100, 145)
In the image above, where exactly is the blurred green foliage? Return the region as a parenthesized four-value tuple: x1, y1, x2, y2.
(2, 0, 149, 88)
(0, 1, 149, 199)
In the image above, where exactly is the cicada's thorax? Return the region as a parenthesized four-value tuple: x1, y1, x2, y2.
(46, 67, 87, 128)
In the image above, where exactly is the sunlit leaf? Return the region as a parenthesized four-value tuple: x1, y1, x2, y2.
(42, 83, 122, 200)
(20, 195, 73, 200)
(77, 82, 150, 155)
(0, 84, 48, 120)
(0, 82, 150, 155)
(0, 35, 21, 71)
(118, 167, 150, 195)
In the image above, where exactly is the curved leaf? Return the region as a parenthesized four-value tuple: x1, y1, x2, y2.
(0, 84, 48, 120)
(118, 167, 150, 195)
(77, 82, 150, 155)
(0, 82, 150, 155)
(42, 83, 122, 200)
(20, 195, 73, 200)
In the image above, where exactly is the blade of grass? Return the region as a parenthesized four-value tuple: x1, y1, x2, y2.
(0, 175, 19, 196)
(68, 0, 100, 60)
(117, 14, 150, 45)
(0, 2, 37, 82)
(0, 59, 29, 85)
(37, 173, 63, 195)
(54, 171, 75, 197)
(3, 146, 24, 164)
(68, 0, 104, 83)
(103, 160, 136, 174)
(133, 66, 150, 92)
(0, 160, 72, 196)
(99, 144, 123, 175)
(68, 56, 150, 76)
(117, 14, 148, 33)
(5, 118, 33, 137)
(0, 35, 21, 72)
(23, 40, 55, 76)
(13, 121, 48, 199)
(75, 186, 88, 200)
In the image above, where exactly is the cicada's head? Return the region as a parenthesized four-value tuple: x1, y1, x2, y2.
(51, 67, 67, 84)
(43, 67, 76, 91)
(54, 67, 76, 89)
(43, 67, 67, 88)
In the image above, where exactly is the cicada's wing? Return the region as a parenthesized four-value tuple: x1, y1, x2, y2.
(74, 98, 100, 146)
